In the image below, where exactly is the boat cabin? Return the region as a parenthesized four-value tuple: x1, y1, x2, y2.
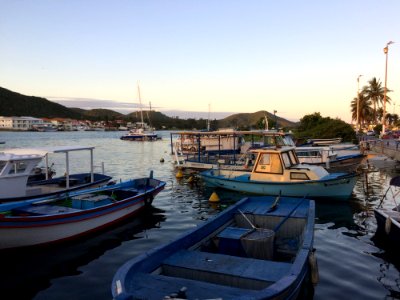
(295, 146, 337, 165)
(0, 153, 43, 198)
(249, 146, 330, 182)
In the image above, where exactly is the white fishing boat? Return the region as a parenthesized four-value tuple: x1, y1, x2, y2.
(172, 130, 293, 170)
(295, 146, 366, 172)
(200, 146, 357, 200)
(0, 146, 112, 203)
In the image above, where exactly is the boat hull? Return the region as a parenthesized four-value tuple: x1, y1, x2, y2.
(0, 178, 166, 249)
(201, 170, 357, 200)
(374, 208, 400, 246)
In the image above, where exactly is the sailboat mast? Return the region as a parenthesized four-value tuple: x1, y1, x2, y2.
(137, 83, 144, 127)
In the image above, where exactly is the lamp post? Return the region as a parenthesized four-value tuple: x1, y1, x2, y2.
(356, 75, 363, 132)
(381, 41, 394, 137)
(273, 110, 277, 130)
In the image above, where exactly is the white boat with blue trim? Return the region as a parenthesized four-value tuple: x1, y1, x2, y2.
(0, 172, 166, 249)
(200, 146, 357, 200)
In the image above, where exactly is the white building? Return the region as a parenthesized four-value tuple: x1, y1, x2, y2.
(0, 116, 43, 130)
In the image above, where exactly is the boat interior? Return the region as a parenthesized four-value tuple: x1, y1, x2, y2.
(129, 206, 310, 298)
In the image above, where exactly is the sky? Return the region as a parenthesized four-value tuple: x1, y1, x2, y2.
(1, 1, 400, 122)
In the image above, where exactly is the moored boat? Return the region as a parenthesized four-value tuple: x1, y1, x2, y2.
(120, 83, 159, 141)
(295, 146, 366, 172)
(0, 146, 112, 203)
(0, 172, 166, 249)
(112, 195, 317, 300)
(374, 176, 400, 246)
(200, 146, 357, 200)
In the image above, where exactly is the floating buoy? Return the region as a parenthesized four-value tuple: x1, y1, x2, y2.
(176, 168, 183, 179)
(209, 191, 220, 202)
(160, 157, 165, 163)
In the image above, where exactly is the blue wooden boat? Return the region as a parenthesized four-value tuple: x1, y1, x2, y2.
(0, 172, 166, 249)
(200, 147, 357, 200)
(374, 176, 400, 246)
(112, 195, 317, 300)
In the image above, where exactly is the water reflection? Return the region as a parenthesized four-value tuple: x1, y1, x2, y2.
(1, 208, 166, 299)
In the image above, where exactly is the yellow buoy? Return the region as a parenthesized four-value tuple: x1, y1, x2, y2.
(209, 191, 220, 202)
(176, 168, 184, 179)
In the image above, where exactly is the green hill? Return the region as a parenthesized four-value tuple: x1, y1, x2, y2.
(217, 110, 297, 129)
(0, 87, 82, 119)
(0, 86, 297, 130)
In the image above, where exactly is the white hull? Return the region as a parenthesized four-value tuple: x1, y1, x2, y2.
(0, 202, 144, 249)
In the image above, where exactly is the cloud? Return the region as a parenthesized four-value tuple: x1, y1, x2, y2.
(49, 97, 234, 119)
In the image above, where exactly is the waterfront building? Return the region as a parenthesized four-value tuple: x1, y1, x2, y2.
(0, 116, 43, 130)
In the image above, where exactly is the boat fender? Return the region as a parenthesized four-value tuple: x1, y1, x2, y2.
(385, 217, 392, 235)
(144, 194, 153, 206)
(309, 248, 319, 286)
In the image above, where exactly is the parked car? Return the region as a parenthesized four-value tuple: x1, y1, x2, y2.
(366, 130, 375, 136)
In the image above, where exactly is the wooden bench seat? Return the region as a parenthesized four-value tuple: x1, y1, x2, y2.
(161, 249, 292, 290)
(118, 272, 254, 300)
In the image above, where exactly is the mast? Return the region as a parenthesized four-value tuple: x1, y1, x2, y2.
(137, 82, 144, 128)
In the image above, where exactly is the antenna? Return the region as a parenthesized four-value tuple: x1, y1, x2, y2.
(207, 103, 211, 131)
(137, 82, 144, 127)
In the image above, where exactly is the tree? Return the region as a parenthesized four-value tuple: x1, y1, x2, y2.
(350, 93, 373, 129)
(362, 77, 391, 124)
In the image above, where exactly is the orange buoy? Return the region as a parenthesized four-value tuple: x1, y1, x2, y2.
(209, 191, 220, 202)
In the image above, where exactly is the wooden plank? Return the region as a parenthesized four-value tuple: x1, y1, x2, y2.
(163, 250, 292, 283)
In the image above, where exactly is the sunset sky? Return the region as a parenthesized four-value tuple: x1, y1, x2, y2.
(1, 1, 400, 122)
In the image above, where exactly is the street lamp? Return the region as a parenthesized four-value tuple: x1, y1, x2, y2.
(356, 74, 363, 132)
(273, 110, 277, 130)
(381, 41, 394, 137)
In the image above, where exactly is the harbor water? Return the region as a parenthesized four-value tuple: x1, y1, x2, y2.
(1, 131, 399, 300)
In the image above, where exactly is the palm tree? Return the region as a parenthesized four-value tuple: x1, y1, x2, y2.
(362, 77, 391, 124)
(351, 93, 373, 129)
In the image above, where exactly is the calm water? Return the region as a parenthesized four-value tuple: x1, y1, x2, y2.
(1, 131, 400, 300)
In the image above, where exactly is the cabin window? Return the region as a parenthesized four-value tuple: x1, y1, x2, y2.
(9, 161, 28, 174)
(288, 150, 299, 164)
(0, 160, 6, 173)
(290, 172, 309, 180)
(281, 152, 292, 168)
(255, 153, 283, 174)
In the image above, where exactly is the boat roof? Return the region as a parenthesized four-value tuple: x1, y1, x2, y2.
(249, 146, 296, 153)
(1, 145, 95, 157)
(171, 130, 288, 136)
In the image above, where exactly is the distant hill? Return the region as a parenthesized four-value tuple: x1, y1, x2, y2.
(218, 110, 297, 129)
(0, 86, 298, 129)
(0, 87, 82, 119)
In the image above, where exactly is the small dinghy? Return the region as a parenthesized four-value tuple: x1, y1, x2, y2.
(112, 195, 318, 300)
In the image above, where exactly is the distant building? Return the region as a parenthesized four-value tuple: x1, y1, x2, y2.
(0, 116, 43, 130)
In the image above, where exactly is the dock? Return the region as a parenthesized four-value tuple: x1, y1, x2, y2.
(362, 139, 400, 161)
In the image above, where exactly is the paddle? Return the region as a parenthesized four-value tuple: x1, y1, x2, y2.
(237, 209, 257, 230)
(267, 191, 282, 212)
(273, 194, 308, 233)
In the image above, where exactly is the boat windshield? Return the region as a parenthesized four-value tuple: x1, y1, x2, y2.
(281, 150, 299, 168)
(255, 153, 283, 174)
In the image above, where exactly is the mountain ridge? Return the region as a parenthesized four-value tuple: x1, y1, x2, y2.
(0, 86, 297, 129)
